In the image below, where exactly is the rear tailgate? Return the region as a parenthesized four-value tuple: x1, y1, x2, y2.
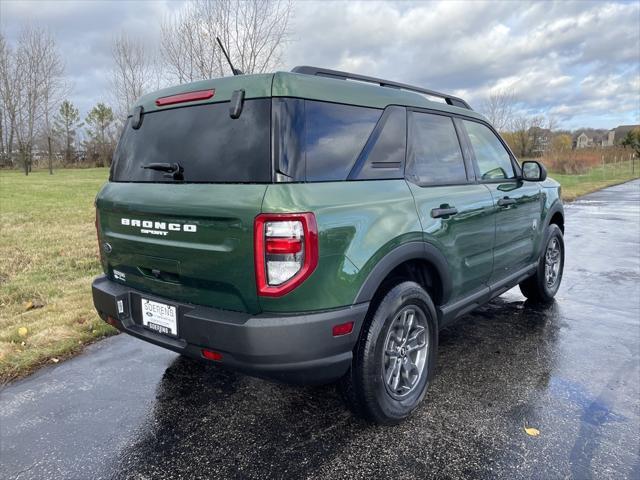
(97, 183, 266, 314)
(98, 76, 275, 314)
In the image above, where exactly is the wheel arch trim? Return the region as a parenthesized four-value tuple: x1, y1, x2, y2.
(545, 201, 564, 231)
(353, 241, 452, 305)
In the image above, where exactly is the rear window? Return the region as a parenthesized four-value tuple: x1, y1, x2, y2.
(112, 99, 271, 183)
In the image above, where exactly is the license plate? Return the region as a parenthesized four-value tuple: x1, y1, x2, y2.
(141, 298, 177, 336)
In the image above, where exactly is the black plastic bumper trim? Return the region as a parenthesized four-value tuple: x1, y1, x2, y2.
(92, 275, 369, 384)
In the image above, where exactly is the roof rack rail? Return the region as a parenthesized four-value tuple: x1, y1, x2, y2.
(291, 66, 472, 110)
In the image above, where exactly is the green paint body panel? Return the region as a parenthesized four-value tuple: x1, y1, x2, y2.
(96, 182, 267, 314)
(408, 183, 496, 303)
(259, 180, 422, 312)
(483, 181, 544, 281)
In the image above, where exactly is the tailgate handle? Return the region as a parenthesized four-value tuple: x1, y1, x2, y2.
(138, 267, 180, 284)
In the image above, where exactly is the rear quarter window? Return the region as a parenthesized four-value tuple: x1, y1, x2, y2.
(305, 101, 382, 181)
(112, 99, 271, 183)
(348, 105, 407, 180)
(273, 99, 383, 182)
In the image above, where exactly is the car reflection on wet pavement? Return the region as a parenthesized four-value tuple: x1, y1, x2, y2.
(1, 180, 639, 479)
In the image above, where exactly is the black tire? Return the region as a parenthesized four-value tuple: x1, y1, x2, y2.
(519, 224, 565, 303)
(340, 281, 438, 424)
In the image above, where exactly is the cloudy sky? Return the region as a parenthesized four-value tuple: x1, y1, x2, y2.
(1, 0, 639, 129)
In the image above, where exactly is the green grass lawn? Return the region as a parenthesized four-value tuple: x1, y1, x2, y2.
(0, 168, 116, 382)
(549, 160, 640, 201)
(0, 162, 638, 383)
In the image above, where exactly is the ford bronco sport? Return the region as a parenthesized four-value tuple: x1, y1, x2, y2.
(92, 66, 565, 424)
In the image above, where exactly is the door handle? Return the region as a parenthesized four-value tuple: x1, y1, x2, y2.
(431, 206, 458, 218)
(497, 197, 517, 207)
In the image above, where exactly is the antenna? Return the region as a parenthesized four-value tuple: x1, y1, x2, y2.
(216, 37, 243, 76)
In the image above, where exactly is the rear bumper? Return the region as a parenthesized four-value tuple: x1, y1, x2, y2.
(91, 275, 369, 384)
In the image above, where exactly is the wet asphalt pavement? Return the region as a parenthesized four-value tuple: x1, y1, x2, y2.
(2, 180, 639, 480)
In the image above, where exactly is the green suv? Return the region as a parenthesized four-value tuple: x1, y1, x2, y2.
(92, 67, 565, 424)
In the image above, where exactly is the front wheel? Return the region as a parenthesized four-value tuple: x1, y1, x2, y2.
(340, 281, 438, 424)
(519, 224, 565, 302)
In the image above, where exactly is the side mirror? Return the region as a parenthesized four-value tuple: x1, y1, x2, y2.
(521, 160, 547, 182)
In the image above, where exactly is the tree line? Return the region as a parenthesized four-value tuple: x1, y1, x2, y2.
(480, 88, 561, 158)
(0, 0, 292, 174)
(479, 88, 639, 159)
(0, 28, 120, 173)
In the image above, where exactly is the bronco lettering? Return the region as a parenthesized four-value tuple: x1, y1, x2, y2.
(121, 217, 197, 233)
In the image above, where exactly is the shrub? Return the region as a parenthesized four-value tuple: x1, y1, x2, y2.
(542, 147, 634, 174)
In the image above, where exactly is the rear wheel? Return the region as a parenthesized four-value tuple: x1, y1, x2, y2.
(519, 224, 564, 302)
(340, 281, 437, 424)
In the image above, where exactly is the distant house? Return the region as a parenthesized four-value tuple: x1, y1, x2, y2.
(609, 125, 639, 145)
(574, 131, 606, 148)
(575, 125, 640, 148)
(576, 132, 592, 149)
(605, 130, 615, 147)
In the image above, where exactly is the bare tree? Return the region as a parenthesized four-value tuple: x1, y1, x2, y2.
(510, 115, 545, 158)
(2, 27, 64, 175)
(14, 27, 47, 175)
(110, 33, 156, 121)
(160, 0, 293, 84)
(0, 33, 19, 167)
(481, 88, 516, 133)
(40, 37, 65, 174)
(0, 107, 4, 164)
(161, 5, 217, 83)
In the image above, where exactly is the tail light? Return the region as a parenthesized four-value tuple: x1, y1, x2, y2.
(254, 213, 318, 297)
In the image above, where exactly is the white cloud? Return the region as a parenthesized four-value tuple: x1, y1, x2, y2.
(282, 0, 639, 129)
(1, 0, 638, 129)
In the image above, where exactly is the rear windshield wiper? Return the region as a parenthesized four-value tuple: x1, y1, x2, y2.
(141, 162, 184, 181)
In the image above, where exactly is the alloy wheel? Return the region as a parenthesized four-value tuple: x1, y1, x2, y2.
(544, 237, 562, 289)
(382, 305, 429, 399)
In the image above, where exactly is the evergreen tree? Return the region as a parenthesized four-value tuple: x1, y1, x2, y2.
(84, 103, 115, 167)
(52, 100, 82, 165)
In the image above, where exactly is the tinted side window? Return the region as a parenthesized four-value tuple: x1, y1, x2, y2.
(349, 106, 406, 180)
(272, 98, 305, 180)
(305, 101, 381, 181)
(463, 120, 515, 180)
(407, 112, 467, 185)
